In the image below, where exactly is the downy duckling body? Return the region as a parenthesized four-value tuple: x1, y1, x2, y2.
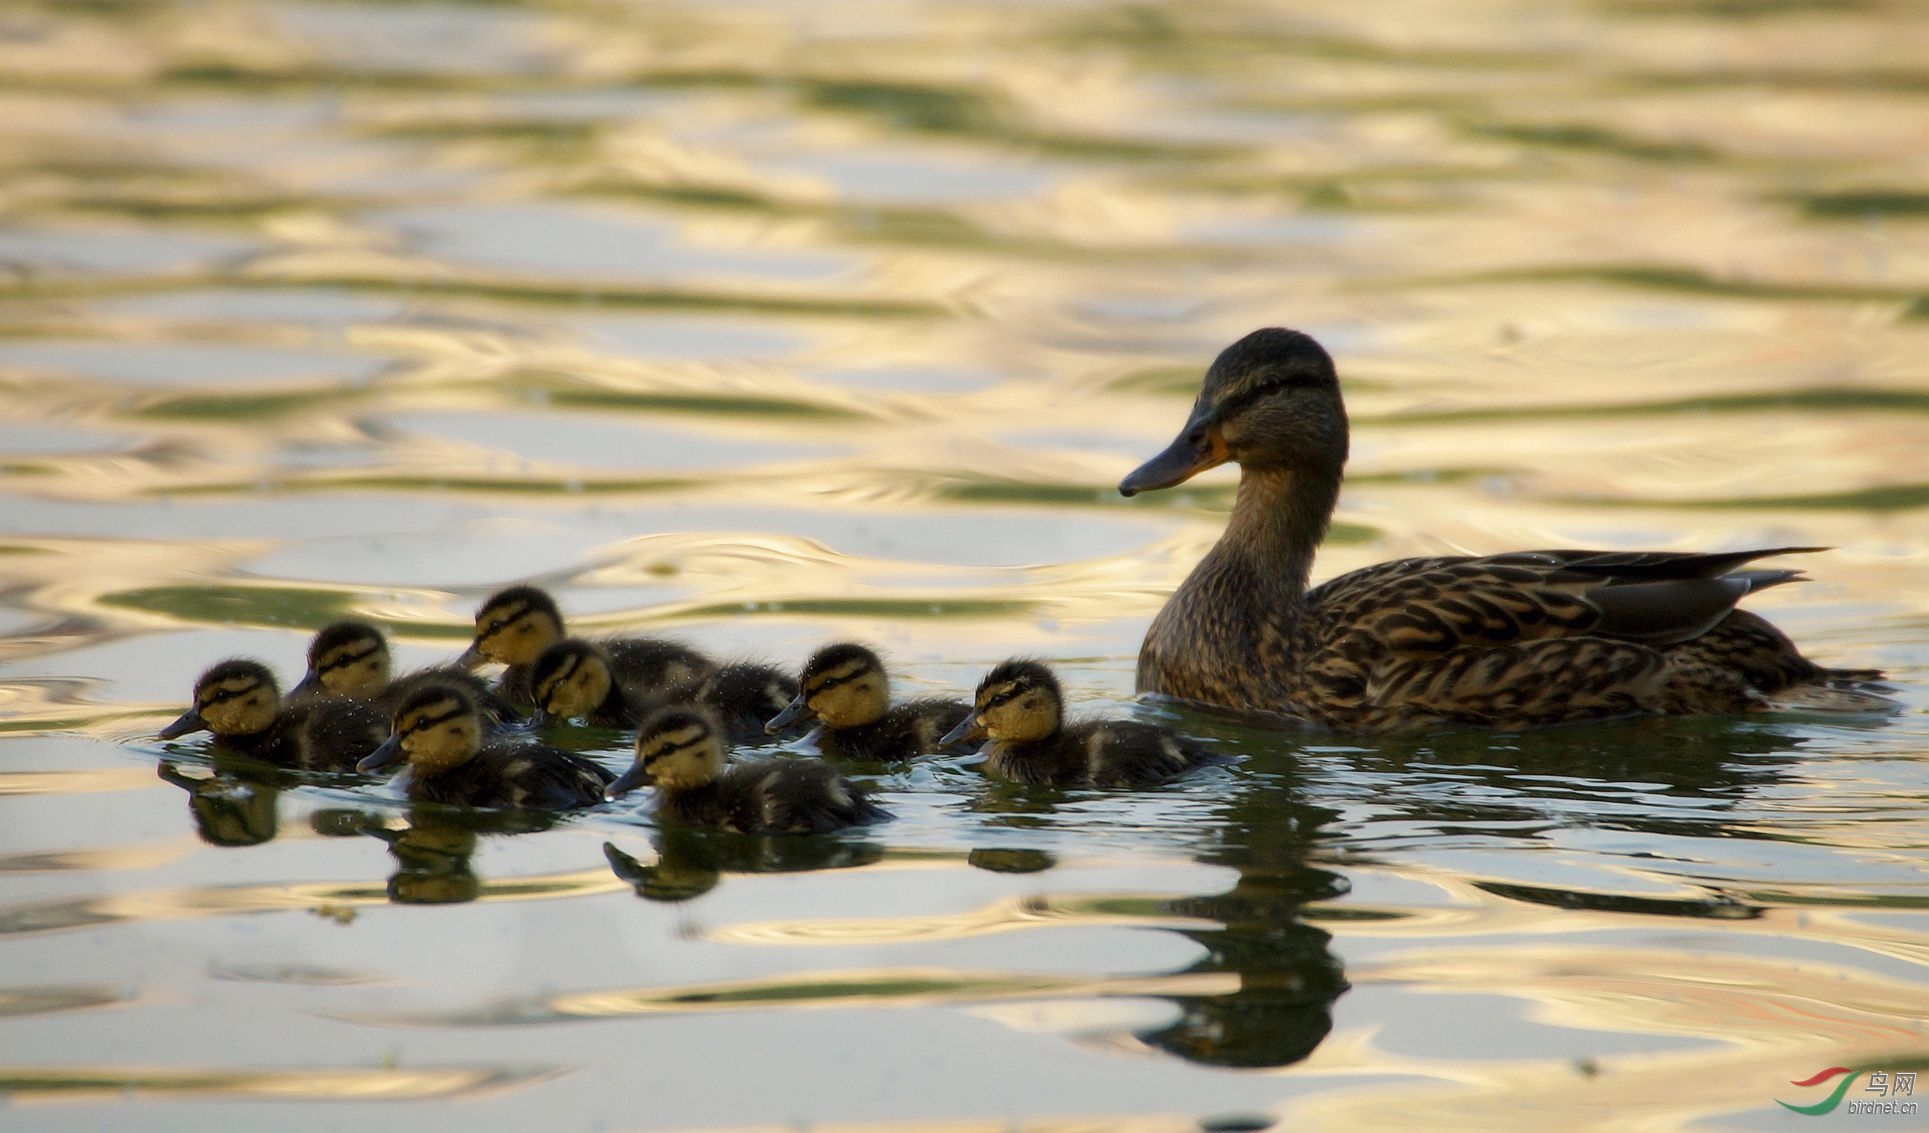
(458, 585, 714, 708)
(765, 642, 968, 761)
(607, 706, 890, 834)
(358, 682, 612, 810)
(943, 659, 1233, 788)
(160, 659, 386, 772)
(696, 661, 800, 744)
(1119, 328, 1891, 730)
(294, 619, 521, 726)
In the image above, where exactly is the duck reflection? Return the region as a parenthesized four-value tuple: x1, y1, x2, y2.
(156, 760, 282, 848)
(308, 806, 562, 905)
(604, 826, 886, 903)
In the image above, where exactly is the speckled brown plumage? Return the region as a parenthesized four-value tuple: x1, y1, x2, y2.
(1121, 328, 1889, 731)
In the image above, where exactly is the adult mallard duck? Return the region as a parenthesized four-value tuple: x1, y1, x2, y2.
(764, 642, 969, 761)
(941, 659, 1234, 787)
(1118, 327, 1888, 730)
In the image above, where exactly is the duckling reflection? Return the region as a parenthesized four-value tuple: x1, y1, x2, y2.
(156, 760, 280, 847)
(766, 642, 969, 761)
(458, 585, 714, 708)
(160, 659, 386, 772)
(359, 682, 612, 810)
(368, 808, 559, 905)
(943, 659, 1236, 787)
(293, 619, 522, 726)
(604, 830, 884, 903)
(607, 705, 890, 834)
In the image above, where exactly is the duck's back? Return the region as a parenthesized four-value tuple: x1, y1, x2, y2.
(289, 696, 388, 772)
(658, 762, 888, 833)
(386, 667, 522, 727)
(413, 741, 612, 810)
(607, 637, 715, 699)
(820, 698, 970, 761)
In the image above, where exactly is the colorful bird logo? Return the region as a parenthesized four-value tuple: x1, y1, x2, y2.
(1779, 1067, 1860, 1115)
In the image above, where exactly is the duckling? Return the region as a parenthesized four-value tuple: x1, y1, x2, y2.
(457, 585, 714, 708)
(159, 658, 386, 772)
(695, 661, 800, 744)
(941, 659, 1234, 788)
(1118, 327, 1892, 730)
(765, 642, 969, 761)
(606, 705, 890, 834)
(528, 638, 647, 727)
(358, 681, 612, 810)
(292, 619, 522, 726)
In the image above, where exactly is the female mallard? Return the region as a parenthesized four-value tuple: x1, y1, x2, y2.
(941, 659, 1234, 787)
(293, 619, 521, 725)
(457, 585, 714, 708)
(159, 658, 386, 772)
(607, 705, 890, 833)
(765, 642, 969, 761)
(358, 681, 612, 810)
(1118, 327, 1888, 730)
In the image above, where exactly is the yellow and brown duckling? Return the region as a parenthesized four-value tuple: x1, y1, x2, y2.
(358, 681, 612, 810)
(457, 584, 715, 708)
(607, 705, 891, 834)
(159, 658, 386, 772)
(293, 619, 522, 726)
(1119, 327, 1891, 730)
(527, 640, 795, 742)
(942, 659, 1234, 788)
(765, 642, 969, 761)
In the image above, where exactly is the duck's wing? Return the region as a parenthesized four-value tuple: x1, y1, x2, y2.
(487, 744, 614, 810)
(757, 762, 889, 832)
(1311, 546, 1819, 654)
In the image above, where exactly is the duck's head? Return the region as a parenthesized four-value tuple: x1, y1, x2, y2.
(161, 659, 281, 740)
(359, 683, 482, 776)
(529, 638, 614, 724)
(767, 641, 889, 733)
(458, 585, 564, 669)
(941, 658, 1063, 746)
(1119, 328, 1346, 496)
(291, 620, 392, 701)
(609, 706, 724, 798)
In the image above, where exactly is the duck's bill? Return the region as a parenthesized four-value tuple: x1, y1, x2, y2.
(604, 763, 652, 801)
(938, 715, 987, 746)
(454, 641, 486, 670)
(286, 671, 321, 701)
(157, 707, 209, 740)
(1118, 423, 1228, 497)
(763, 693, 814, 734)
(356, 733, 406, 772)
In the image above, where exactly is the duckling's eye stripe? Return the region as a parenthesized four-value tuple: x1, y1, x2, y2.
(198, 684, 259, 709)
(641, 735, 708, 764)
(403, 706, 468, 734)
(981, 685, 1029, 711)
(318, 646, 379, 673)
(807, 669, 867, 694)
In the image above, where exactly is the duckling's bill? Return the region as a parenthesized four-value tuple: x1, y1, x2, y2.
(939, 714, 986, 746)
(157, 707, 209, 740)
(605, 762, 652, 801)
(764, 692, 815, 734)
(356, 733, 406, 772)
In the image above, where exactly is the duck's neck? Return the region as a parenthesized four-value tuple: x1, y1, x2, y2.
(1214, 463, 1340, 607)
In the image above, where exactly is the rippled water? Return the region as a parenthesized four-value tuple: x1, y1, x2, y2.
(3, 0, 1927, 1129)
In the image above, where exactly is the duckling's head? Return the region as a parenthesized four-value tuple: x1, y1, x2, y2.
(1119, 328, 1346, 496)
(945, 658, 1063, 746)
(608, 706, 724, 798)
(358, 683, 483, 777)
(293, 620, 392, 701)
(458, 585, 563, 669)
(162, 659, 283, 740)
(529, 638, 615, 722)
(767, 642, 889, 733)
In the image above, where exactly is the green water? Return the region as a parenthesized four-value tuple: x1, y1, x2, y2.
(1, 0, 1926, 1129)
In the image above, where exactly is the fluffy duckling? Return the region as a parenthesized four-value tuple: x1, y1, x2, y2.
(358, 682, 612, 810)
(159, 659, 386, 772)
(942, 659, 1234, 788)
(528, 638, 648, 727)
(696, 661, 800, 744)
(457, 585, 714, 707)
(765, 642, 969, 761)
(293, 619, 521, 725)
(606, 705, 890, 834)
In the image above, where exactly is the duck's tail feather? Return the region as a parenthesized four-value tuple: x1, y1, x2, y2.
(1759, 680, 1903, 714)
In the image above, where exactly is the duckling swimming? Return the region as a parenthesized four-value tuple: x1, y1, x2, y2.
(457, 585, 715, 708)
(941, 659, 1233, 788)
(528, 638, 647, 727)
(695, 661, 799, 744)
(293, 619, 521, 725)
(358, 682, 612, 810)
(765, 642, 969, 761)
(1119, 328, 1889, 729)
(607, 705, 890, 834)
(159, 658, 386, 772)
